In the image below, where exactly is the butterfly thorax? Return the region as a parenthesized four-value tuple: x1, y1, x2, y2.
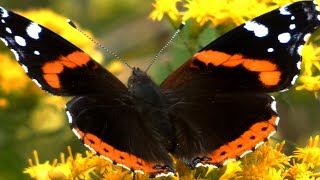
(128, 68, 175, 150)
(128, 68, 166, 107)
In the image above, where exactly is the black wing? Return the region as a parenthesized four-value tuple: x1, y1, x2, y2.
(161, 1, 320, 167)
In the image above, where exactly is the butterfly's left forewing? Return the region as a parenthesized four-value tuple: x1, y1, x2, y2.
(0, 7, 127, 96)
(162, 1, 320, 168)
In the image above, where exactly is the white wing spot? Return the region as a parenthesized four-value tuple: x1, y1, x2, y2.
(5, 27, 12, 34)
(14, 36, 26, 46)
(278, 32, 291, 43)
(271, 100, 277, 113)
(255, 141, 265, 149)
(34, 50, 40, 55)
(303, 33, 311, 42)
(21, 64, 28, 73)
(10, 49, 20, 61)
(279, 5, 291, 15)
(297, 61, 301, 70)
(244, 21, 269, 37)
(0, 7, 9, 18)
(32, 79, 42, 88)
(72, 128, 82, 139)
(317, 15, 320, 21)
(0, 37, 8, 46)
(240, 150, 253, 158)
(291, 16, 295, 20)
(297, 45, 304, 56)
(291, 75, 299, 85)
(267, 48, 274, 52)
(289, 24, 296, 30)
(268, 131, 276, 139)
(1, 19, 5, 23)
(26, 22, 42, 39)
(275, 117, 280, 126)
(84, 144, 96, 153)
(66, 111, 73, 124)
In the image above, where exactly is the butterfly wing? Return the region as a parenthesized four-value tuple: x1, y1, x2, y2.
(161, 1, 320, 167)
(0, 7, 173, 176)
(0, 7, 126, 96)
(162, 1, 320, 93)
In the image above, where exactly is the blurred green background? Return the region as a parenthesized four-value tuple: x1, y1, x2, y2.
(0, 0, 319, 179)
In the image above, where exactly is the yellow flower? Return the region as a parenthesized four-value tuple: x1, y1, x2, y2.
(296, 44, 320, 93)
(149, 0, 181, 22)
(241, 141, 290, 179)
(294, 136, 320, 169)
(0, 53, 29, 93)
(183, 0, 230, 26)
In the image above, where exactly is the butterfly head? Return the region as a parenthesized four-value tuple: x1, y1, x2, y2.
(128, 68, 165, 106)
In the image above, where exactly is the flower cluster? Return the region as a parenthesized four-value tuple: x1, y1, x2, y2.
(24, 136, 320, 179)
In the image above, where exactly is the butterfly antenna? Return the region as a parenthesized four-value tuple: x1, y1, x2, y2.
(67, 19, 133, 69)
(145, 22, 185, 72)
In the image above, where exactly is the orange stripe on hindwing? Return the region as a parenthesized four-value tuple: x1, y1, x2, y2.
(197, 115, 278, 167)
(191, 50, 282, 87)
(41, 51, 91, 89)
(73, 128, 170, 175)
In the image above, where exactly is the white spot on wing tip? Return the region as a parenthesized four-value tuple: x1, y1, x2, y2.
(27, 22, 42, 39)
(1, 19, 5, 23)
(279, 5, 291, 15)
(278, 32, 291, 43)
(14, 36, 26, 46)
(0, 7, 9, 18)
(34, 50, 40, 55)
(289, 24, 296, 30)
(244, 21, 269, 37)
(72, 128, 82, 139)
(291, 16, 295, 20)
(267, 48, 274, 52)
(66, 111, 73, 124)
(317, 14, 320, 21)
(5, 27, 12, 34)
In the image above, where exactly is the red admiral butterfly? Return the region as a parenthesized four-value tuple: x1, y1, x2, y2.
(0, 1, 319, 178)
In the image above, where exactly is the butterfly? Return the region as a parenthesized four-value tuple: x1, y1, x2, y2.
(0, 1, 319, 178)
